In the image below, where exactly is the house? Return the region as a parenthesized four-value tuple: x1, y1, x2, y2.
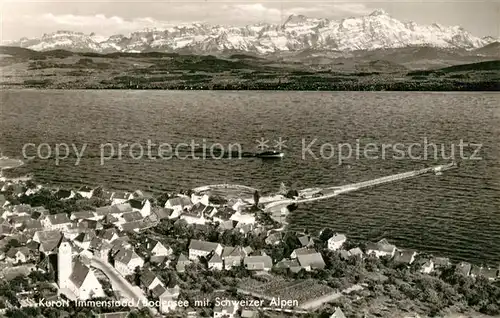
(366, 239, 396, 258)
(221, 246, 245, 270)
(290, 247, 316, 259)
(67, 259, 105, 300)
(188, 240, 223, 261)
(113, 248, 144, 277)
(213, 301, 238, 318)
(297, 252, 326, 271)
(154, 208, 174, 220)
(165, 196, 193, 217)
(180, 206, 208, 225)
(0, 194, 7, 208)
(330, 307, 346, 318)
(99, 228, 119, 243)
(420, 259, 435, 274)
(77, 186, 95, 199)
(140, 270, 163, 290)
(41, 213, 72, 230)
(143, 239, 172, 257)
(120, 211, 143, 223)
(54, 189, 75, 200)
(298, 235, 314, 248)
(73, 231, 97, 250)
(208, 253, 223, 270)
(111, 192, 131, 205)
(241, 309, 259, 318)
(159, 285, 180, 314)
(212, 206, 235, 223)
(275, 258, 301, 273)
(5, 247, 32, 264)
(348, 247, 364, 258)
(191, 193, 210, 206)
(393, 250, 417, 265)
(70, 211, 97, 221)
(327, 233, 347, 251)
(457, 261, 472, 276)
(243, 255, 272, 271)
(230, 212, 255, 225)
(265, 232, 283, 245)
(89, 237, 112, 261)
(176, 254, 192, 272)
(128, 199, 151, 217)
(470, 266, 498, 281)
(433, 257, 451, 269)
(33, 230, 62, 243)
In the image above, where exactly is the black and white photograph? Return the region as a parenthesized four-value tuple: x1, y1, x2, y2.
(0, 0, 499, 317)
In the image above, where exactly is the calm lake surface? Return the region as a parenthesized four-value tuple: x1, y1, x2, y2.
(1, 90, 499, 264)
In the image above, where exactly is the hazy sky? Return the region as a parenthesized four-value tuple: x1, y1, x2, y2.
(1, 0, 499, 41)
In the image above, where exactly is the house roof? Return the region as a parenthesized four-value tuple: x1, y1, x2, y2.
(298, 235, 313, 247)
(74, 231, 97, 243)
(329, 233, 347, 243)
(122, 211, 143, 222)
(167, 196, 192, 208)
(297, 252, 326, 269)
(95, 206, 114, 216)
(120, 221, 146, 232)
(190, 202, 207, 215)
(394, 250, 416, 264)
(244, 255, 272, 269)
(292, 247, 316, 257)
(367, 238, 396, 253)
(160, 285, 180, 298)
(111, 203, 133, 214)
(331, 307, 346, 318)
(46, 213, 71, 225)
(99, 228, 118, 241)
(276, 258, 301, 269)
(143, 239, 165, 252)
(222, 246, 244, 258)
(114, 248, 141, 265)
(154, 208, 174, 220)
(129, 199, 146, 210)
(54, 189, 73, 199)
(78, 186, 94, 193)
(69, 259, 91, 289)
(71, 211, 96, 220)
(433, 257, 451, 267)
(22, 219, 43, 230)
(41, 239, 63, 253)
(6, 247, 30, 258)
(457, 262, 472, 275)
(97, 312, 130, 318)
(140, 270, 159, 287)
(151, 284, 167, 298)
(35, 230, 63, 242)
(348, 247, 363, 256)
(189, 240, 220, 253)
(209, 253, 222, 264)
(112, 191, 130, 200)
(177, 253, 190, 263)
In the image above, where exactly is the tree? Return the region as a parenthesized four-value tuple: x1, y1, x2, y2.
(253, 191, 260, 206)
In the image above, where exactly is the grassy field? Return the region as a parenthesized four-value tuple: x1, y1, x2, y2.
(0, 46, 499, 91)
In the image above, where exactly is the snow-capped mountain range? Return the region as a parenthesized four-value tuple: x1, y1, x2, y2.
(6, 10, 498, 54)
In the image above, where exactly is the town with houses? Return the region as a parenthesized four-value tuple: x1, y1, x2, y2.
(0, 177, 499, 318)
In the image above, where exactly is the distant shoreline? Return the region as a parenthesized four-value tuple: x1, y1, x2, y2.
(1, 83, 499, 91)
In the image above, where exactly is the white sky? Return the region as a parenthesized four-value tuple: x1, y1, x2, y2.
(1, 0, 499, 41)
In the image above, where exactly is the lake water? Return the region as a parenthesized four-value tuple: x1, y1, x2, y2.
(1, 89, 499, 264)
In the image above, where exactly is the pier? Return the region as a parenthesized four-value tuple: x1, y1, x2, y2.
(263, 162, 457, 212)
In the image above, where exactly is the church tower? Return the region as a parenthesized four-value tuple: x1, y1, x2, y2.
(57, 241, 72, 289)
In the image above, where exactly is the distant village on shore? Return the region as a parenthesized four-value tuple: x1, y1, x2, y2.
(0, 172, 499, 317)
